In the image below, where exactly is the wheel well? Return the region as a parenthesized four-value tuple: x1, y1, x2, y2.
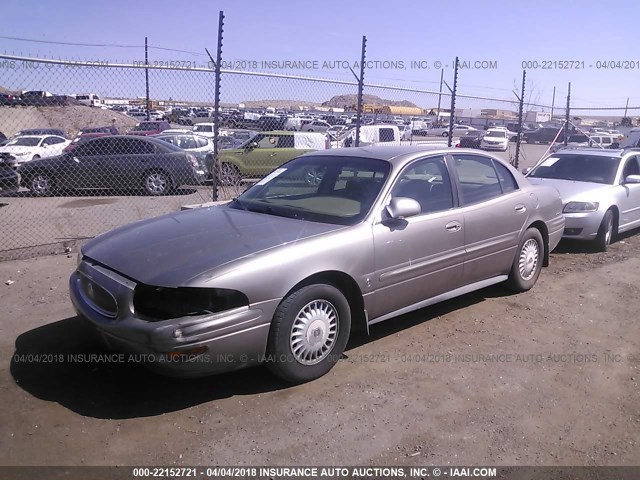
(527, 220, 549, 267)
(283, 271, 367, 336)
(607, 206, 619, 233)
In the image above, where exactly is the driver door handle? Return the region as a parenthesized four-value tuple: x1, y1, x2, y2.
(445, 221, 462, 232)
(515, 204, 527, 213)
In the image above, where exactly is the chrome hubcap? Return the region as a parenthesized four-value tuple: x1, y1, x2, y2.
(32, 175, 49, 194)
(519, 238, 539, 280)
(290, 300, 338, 365)
(146, 173, 167, 193)
(605, 221, 613, 245)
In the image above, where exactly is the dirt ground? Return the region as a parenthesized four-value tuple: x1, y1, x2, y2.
(0, 232, 639, 467)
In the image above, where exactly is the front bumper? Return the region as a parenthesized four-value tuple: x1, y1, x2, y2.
(562, 210, 604, 240)
(69, 259, 278, 377)
(481, 142, 507, 151)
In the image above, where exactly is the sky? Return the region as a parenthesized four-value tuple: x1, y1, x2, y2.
(0, 0, 638, 114)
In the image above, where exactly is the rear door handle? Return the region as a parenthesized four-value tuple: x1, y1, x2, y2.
(515, 204, 526, 213)
(445, 221, 462, 232)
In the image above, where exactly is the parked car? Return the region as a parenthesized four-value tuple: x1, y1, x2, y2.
(522, 127, 564, 144)
(70, 146, 564, 383)
(398, 124, 413, 141)
(0, 135, 71, 166)
(427, 124, 478, 137)
(192, 123, 216, 137)
(18, 135, 206, 196)
(14, 128, 68, 139)
(128, 121, 171, 136)
(525, 149, 640, 251)
(551, 134, 619, 152)
(457, 130, 485, 148)
(152, 132, 216, 174)
(481, 129, 509, 152)
(217, 131, 328, 185)
(301, 120, 332, 133)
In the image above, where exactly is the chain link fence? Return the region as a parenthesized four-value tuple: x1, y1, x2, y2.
(0, 51, 637, 260)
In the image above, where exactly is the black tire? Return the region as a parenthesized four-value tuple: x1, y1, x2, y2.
(219, 162, 241, 186)
(28, 172, 55, 196)
(266, 284, 351, 384)
(142, 170, 172, 196)
(505, 228, 544, 292)
(32, 155, 40, 161)
(303, 166, 324, 186)
(594, 209, 615, 252)
(441, 131, 448, 137)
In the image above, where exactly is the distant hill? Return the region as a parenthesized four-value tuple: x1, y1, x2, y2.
(322, 94, 419, 109)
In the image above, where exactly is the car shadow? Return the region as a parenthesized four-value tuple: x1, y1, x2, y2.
(10, 316, 291, 419)
(11, 285, 506, 419)
(553, 230, 637, 254)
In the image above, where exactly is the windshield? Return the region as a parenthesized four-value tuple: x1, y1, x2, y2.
(8, 137, 40, 146)
(133, 122, 158, 131)
(528, 154, 621, 184)
(230, 155, 391, 225)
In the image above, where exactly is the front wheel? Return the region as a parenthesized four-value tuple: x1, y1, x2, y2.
(29, 173, 55, 196)
(441, 131, 449, 137)
(594, 210, 615, 252)
(505, 228, 544, 292)
(266, 284, 351, 383)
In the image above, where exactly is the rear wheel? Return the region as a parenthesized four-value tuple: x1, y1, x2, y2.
(505, 228, 544, 292)
(441, 131, 448, 137)
(594, 209, 615, 252)
(32, 154, 40, 161)
(143, 170, 172, 196)
(219, 162, 241, 186)
(266, 284, 351, 383)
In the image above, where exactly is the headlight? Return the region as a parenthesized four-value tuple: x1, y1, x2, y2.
(563, 201, 599, 213)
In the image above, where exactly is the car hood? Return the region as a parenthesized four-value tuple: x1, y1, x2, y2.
(526, 177, 612, 203)
(81, 206, 345, 287)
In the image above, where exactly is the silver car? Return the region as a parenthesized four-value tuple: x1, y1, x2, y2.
(70, 147, 564, 383)
(526, 149, 640, 251)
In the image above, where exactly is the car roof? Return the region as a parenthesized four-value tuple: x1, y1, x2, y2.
(303, 145, 498, 167)
(12, 135, 49, 140)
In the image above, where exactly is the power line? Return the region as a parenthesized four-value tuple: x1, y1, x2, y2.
(0, 35, 208, 56)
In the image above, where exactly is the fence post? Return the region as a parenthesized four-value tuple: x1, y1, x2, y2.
(564, 82, 571, 146)
(211, 11, 225, 202)
(145, 37, 150, 121)
(354, 36, 366, 147)
(514, 69, 526, 169)
(447, 57, 459, 148)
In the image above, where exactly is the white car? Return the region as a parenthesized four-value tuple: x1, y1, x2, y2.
(301, 120, 332, 133)
(398, 124, 413, 141)
(486, 126, 517, 139)
(0, 135, 70, 166)
(427, 124, 478, 137)
(481, 129, 509, 151)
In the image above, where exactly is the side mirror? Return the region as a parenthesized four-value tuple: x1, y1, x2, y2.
(385, 197, 421, 219)
(624, 174, 640, 184)
(245, 141, 258, 151)
(522, 167, 532, 175)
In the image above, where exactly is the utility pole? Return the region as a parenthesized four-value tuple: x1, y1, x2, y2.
(436, 68, 444, 124)
(550, 86, 556, 119)
(145, 37, 150, 121)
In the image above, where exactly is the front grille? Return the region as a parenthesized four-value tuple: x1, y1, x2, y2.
(78, 272, 118, 318)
